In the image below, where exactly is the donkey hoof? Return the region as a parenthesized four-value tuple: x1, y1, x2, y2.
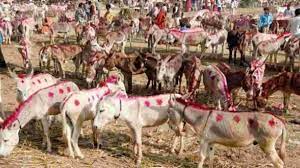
(77, 154, 84, 159)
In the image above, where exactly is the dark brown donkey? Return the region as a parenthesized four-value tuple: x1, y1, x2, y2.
(257, 71, 300, 112)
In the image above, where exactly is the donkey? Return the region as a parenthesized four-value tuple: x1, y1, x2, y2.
(251, 32, 277, 58)
(257, 72, 300, 112)
(0, 81, 79, 156)
(39, 44, 82, 78)
(202, 65, 236, 111)
(207, 29, 227, 57)
(254, 33, 291, 64)
(61, 76, 126, 159)
(284, 37, 300, 72)
(93, 93, 182, 167)
(168, 98, 287, 168)
(157, 53, 183, 91)
(8, 67, 58, 103)
(49, 21, 75, 44)
(103, 24, 134, 54)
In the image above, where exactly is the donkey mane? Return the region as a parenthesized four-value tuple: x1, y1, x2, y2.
(175, 98, 213, 111)
(0, 81, 70, 129)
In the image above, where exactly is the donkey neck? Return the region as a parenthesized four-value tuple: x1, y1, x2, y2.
(226, 71, 245, 92)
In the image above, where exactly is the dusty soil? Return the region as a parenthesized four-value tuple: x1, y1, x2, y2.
(0, 8, 299, 168)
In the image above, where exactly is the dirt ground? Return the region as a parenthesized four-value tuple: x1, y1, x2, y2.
(0, 8, 299, 168)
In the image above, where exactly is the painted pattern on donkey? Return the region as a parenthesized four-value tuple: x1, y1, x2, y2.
(93, 93, 182, 167)
(61, 76, 126, 159)
(0, 81, 79, 156)
(168, 98, 286, 168)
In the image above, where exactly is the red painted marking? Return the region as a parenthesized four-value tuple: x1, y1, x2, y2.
(32, 82, 35, 85)
(233, 115, 240, 123)
(67, 87, 71, 92)
(144, 101, 150, 107)
(216, 114, 223, 122)
(248, 118, 259, 128)
(59, 89, 64, 94)
(38, 79, 41, 84)
(74, 99, 80, 106)
(48, 92, 54, 98)
(156, 99, 163, 106)
(268, 118, 276, 127)
(18, 74, 26, 79)
(176, 98, 213, 110)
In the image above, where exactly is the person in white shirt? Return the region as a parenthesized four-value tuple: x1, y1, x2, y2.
(288, 8, 300, 37)
(284, 3, 294, 17)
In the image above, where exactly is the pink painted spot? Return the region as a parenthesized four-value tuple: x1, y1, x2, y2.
(67, 87, 71, 93)
(216, 114, 223, 122)
(268, 118, 276, 127)
(144, 101, 150, 107)
(74, 99, 80, 106)
(233, 115, 240, 123)
(59, 89, 64, 94)
(32, 82, 35, 85)
(38, 79, 41, 84)
(156, 99, 163, 106)
(48, 92, 54, 98)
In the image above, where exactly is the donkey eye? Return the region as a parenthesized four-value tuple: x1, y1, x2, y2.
(4, 139, 8, 143)
(99, 109, 104, 113)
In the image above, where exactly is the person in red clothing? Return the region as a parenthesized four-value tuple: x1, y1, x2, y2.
(154, 6, 167, 29)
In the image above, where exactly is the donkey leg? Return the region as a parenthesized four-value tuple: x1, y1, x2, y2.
(197, 140, 209, 168)
(131, 126, 143, 167)
(260, 141, 284, 168)
(63, 118, 75, 158)
(283, 92, 291, 113)
(41, 117, 52, 153)
(71, 122, 84, 159)
(171, 136, 179, 154)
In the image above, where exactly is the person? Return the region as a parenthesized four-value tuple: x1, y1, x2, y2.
(288, 8, 300, 38)
(84, 0, 91, 20)
(216, 0, 222, 12)
(104, 3, 114, 24)
(258, 7, 273, 33)
(89, 1, 97, 22)
(284, 3, 294, 17)
(95, 0, 101, 19)
(230, 0, 238, 15)
(41, 17, 53, 34)
(154, 4, 167, 29)
(75, 3, 88, 25)
(172, 3, 181, 27)
(0, 30, 6, 67)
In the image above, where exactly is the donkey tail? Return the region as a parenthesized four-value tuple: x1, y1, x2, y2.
(279, 126, 287, 162)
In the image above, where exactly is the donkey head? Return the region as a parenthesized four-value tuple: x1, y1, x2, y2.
(93, 92, 123, 130)
(243, 56, 267, 100)
(39, 46, 51, 69)
(0, 120, 21, 157)
(8, 66, 34, 103)
(156, 55, 171, 82)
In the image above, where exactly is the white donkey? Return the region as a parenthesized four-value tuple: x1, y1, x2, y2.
(8, 67, 58, 103)
(168, 98, 287, 168)
(93, 93, 182, 167)
(207, 29, 227, 57)
(0, 81, 79, 156)
(61, 75, 126, 159)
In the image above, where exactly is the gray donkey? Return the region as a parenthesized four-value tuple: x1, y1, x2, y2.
(0, 81, 79, 157)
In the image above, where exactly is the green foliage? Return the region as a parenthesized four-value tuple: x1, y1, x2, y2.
(239, 0, 257, 8)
